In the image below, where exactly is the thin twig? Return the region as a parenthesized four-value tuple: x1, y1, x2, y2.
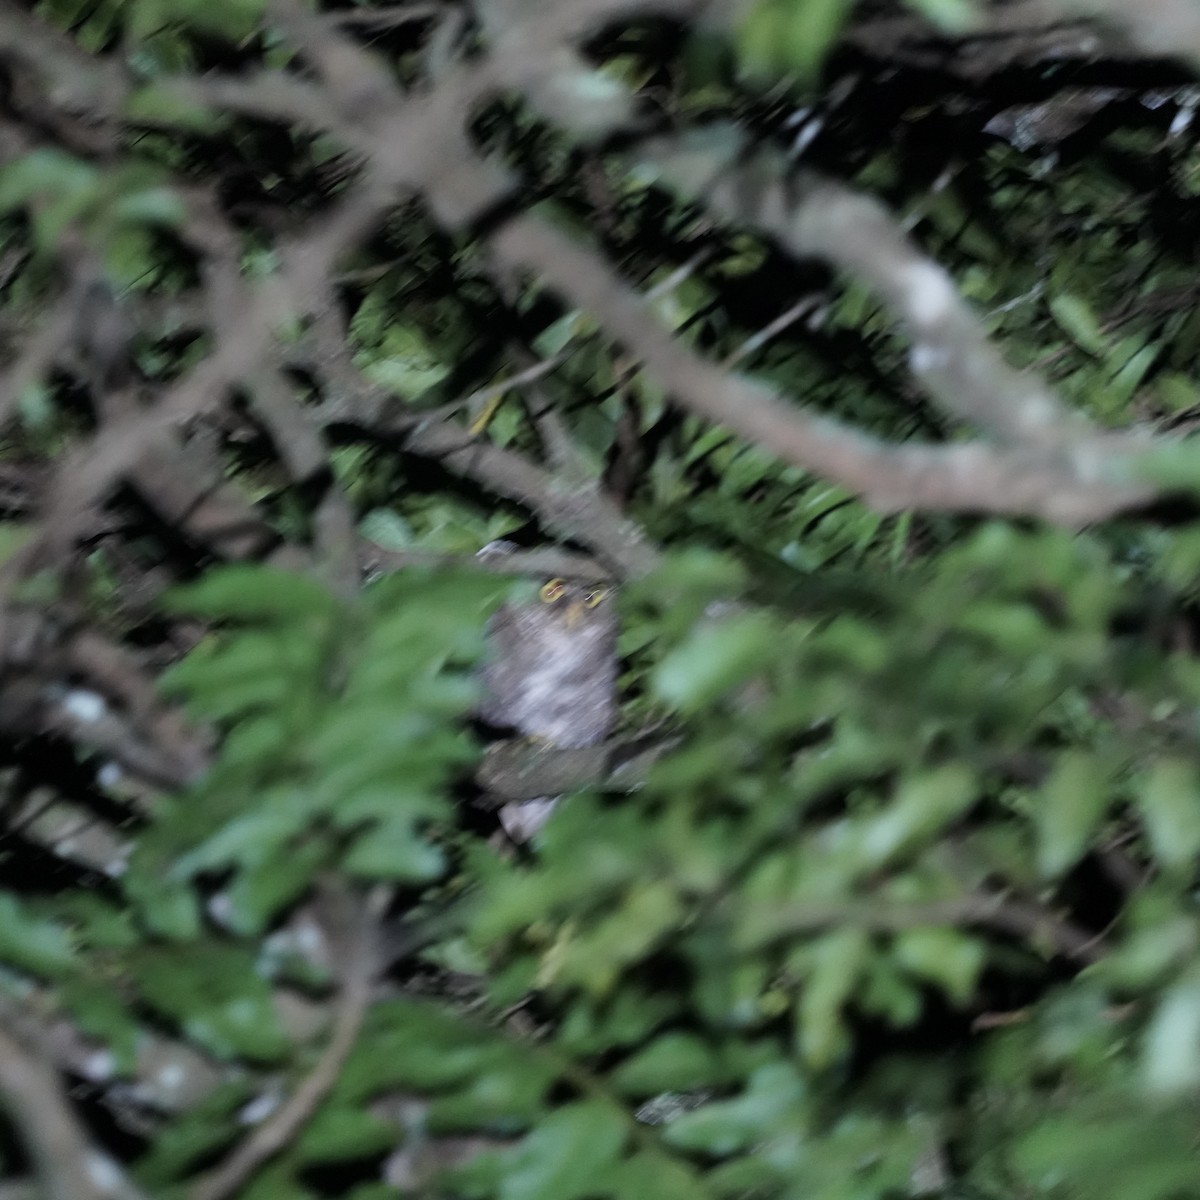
(187, 892, 380, 1200)
(0, 1025, 150, 1200)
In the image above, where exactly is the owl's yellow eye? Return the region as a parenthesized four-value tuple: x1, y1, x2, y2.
(539, 579, 568, 603)
(583, 588, 608, 608)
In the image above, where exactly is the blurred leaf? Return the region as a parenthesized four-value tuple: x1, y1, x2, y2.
(892, 927, 984, 1006)
(609, 1153, 708, 1200)
(498, 1101, 627, 1200)
(903, 0, 977, 32)
(738, 0, 853, 80)
(1049, 292, 1106, 356)
(220, 840, 328, 934)
(1135, 758, 1200, 871)
(0, 523, 33, 567)
(359, 508, 415, 550)
(60, 978, 141, 1070)
(0, 894, 75, 979)
(1101, 338, 1158, 413)
(1014, 1103, 1200, 1199)
(111, 184, 185, 227)
(125, 82, 228, 130)
(1100, 890, 1198, 990)
(165, 565, 338, 625)
(133, 943, 288, 1062)
(296, 1107, 395, 1163)
(653, 610, 778, 710)
(0, 149, 98, 215)
(342, 815, 446, 881)
(127, 0, 264, 41)
(664, 1063, 805, 1154)
(357, 323, 451, 399)
(612, 1033, 721, 1096)
(1142, 969, 1200, 1095)
(854, 764, 976, 872)
(796, 929, 870, 1067)
(1154, 371, 1200, 414)
(1035, 751, 1112, 878)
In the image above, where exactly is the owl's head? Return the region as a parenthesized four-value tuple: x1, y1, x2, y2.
(536, 578, 611, 629)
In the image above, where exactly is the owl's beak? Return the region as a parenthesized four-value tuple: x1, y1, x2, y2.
(565, 599, 586, 628)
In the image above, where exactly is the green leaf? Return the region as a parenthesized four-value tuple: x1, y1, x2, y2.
(124, 871, 203, 940)
(0, 523, 33, 568)
(160, 631, 302, 718)
(904, 0, 978, 33)
(689, 952, 771, 1029)
(133, 943, 288, 1062)
(1154, 371, 1200, 414)
(612, 1033, 721, 1095)
(1035, 751, 1112, 878)
(550, 879, 684, 995)
(1142, 969, 1200, 1095)
(1014, 1105, 1200, 1200)
(359, 508, 415, 550)
(957, 600, 1051, 657)
(220, 840, 328, 934)
(296, 1107, 395, 1163)
(610, 1153, 709, 1200)
(60, 978, 141, 1071)
(532, 310, 596, 357)
(170, 788, 313, 876)
(737, 0, 853, 80)
(134, 1080, 256, 1187)
(358, 323, 451, 399)
(1103, 340, 1158, 411)
(664, 1063, 805, 1155)
(500, 1101, 627, 1200)
(796, 929, 870, 1067)
(1099, 891, 1197, 989)
(0, 149, 98, 215)
(859, 955, 924, 1028)
(112, 185, 186, 228)
(342, 816, 446, 881)
(653, 610, 777, 711)
(0, 894, 75, 979)
(782, 0, 855, 79)
(241, 1164, 316, 1200)
(736, 0, 787, 79)
(165, 565, 338, 625)
(18, 380, 55, 430)
(854, 764, 976, 871)
(127, 0, 264, 40)
(1049, 292, 1106, 355)
(1135, 758, 1200, 871)
(338, 1000, 542, 1097)
(125, 83, 227, 131)
(892, 927, 985, 1006)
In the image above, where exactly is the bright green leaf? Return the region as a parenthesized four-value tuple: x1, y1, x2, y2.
(1136, 758, 1200, 871)
(0, 894, 75, 979)
(1035, 751, 1112, 878)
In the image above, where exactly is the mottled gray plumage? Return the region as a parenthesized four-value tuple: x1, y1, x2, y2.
(480, 580, 618, 748)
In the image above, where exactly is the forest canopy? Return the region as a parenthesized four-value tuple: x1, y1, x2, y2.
(3, 0, 1200, 1197)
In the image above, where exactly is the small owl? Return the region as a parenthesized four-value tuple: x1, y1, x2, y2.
(480, 578, 618, 748)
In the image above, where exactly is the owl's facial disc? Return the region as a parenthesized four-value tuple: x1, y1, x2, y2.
(569, 587, 608, 627)
(537, 578, 610, 627)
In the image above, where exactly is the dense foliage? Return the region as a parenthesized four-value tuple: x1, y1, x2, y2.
(3, 0, 1200, 1197)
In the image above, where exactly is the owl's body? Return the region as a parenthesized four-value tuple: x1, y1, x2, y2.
(480, 581, 618, 748)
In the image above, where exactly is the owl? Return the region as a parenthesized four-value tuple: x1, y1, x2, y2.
(480, 578, 618, 748)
